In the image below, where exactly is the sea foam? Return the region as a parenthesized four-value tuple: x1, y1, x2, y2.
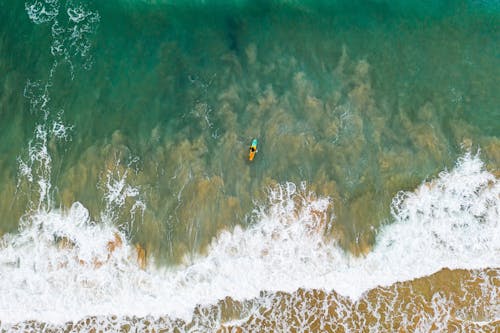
(0, 152, 498, 324)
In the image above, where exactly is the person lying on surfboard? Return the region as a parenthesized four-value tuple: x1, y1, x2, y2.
(249, 138, 258, 161)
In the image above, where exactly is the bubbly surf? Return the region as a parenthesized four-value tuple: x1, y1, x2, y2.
(0, 153, 498, 327)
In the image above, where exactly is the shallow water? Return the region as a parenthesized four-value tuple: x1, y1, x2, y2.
(0, 0, 499, 330)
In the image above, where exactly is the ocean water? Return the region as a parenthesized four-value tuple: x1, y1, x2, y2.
(0, 0, 499, 331)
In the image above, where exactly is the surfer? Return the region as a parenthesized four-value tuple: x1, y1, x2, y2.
(249, 138, 258, 161)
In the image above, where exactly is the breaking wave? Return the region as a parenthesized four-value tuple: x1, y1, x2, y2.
(0, 153, 498, 330)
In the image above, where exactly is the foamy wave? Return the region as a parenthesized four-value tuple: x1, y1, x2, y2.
(0, 203, 148, 324)
(99, 158, 146, 235)
(0, 153, 498, 325)
(25, 0, 59, 25)
(25, 0, 100, 78)
(331, 151, 499, 297)
(51, 110, 74, 140)
(18, 0, 100, 213)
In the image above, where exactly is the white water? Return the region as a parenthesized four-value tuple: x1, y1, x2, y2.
(0, 152, 498, 325)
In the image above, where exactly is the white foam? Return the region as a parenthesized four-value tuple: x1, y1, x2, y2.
(67, 6, 91, 23)
(51, 111, 74, 141)
(98, 160, 146, 236)
(25, 0, 59, 25)
(25, 0, 100, 79)
(19, 0, 100, 211)
(0, 153, 498, 325)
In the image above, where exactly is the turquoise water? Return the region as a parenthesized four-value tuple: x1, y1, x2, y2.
(0, 1, 499, 330)
(0, 0, 499, 264)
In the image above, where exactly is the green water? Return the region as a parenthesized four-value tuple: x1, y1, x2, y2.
(0, 0, 499, 263)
